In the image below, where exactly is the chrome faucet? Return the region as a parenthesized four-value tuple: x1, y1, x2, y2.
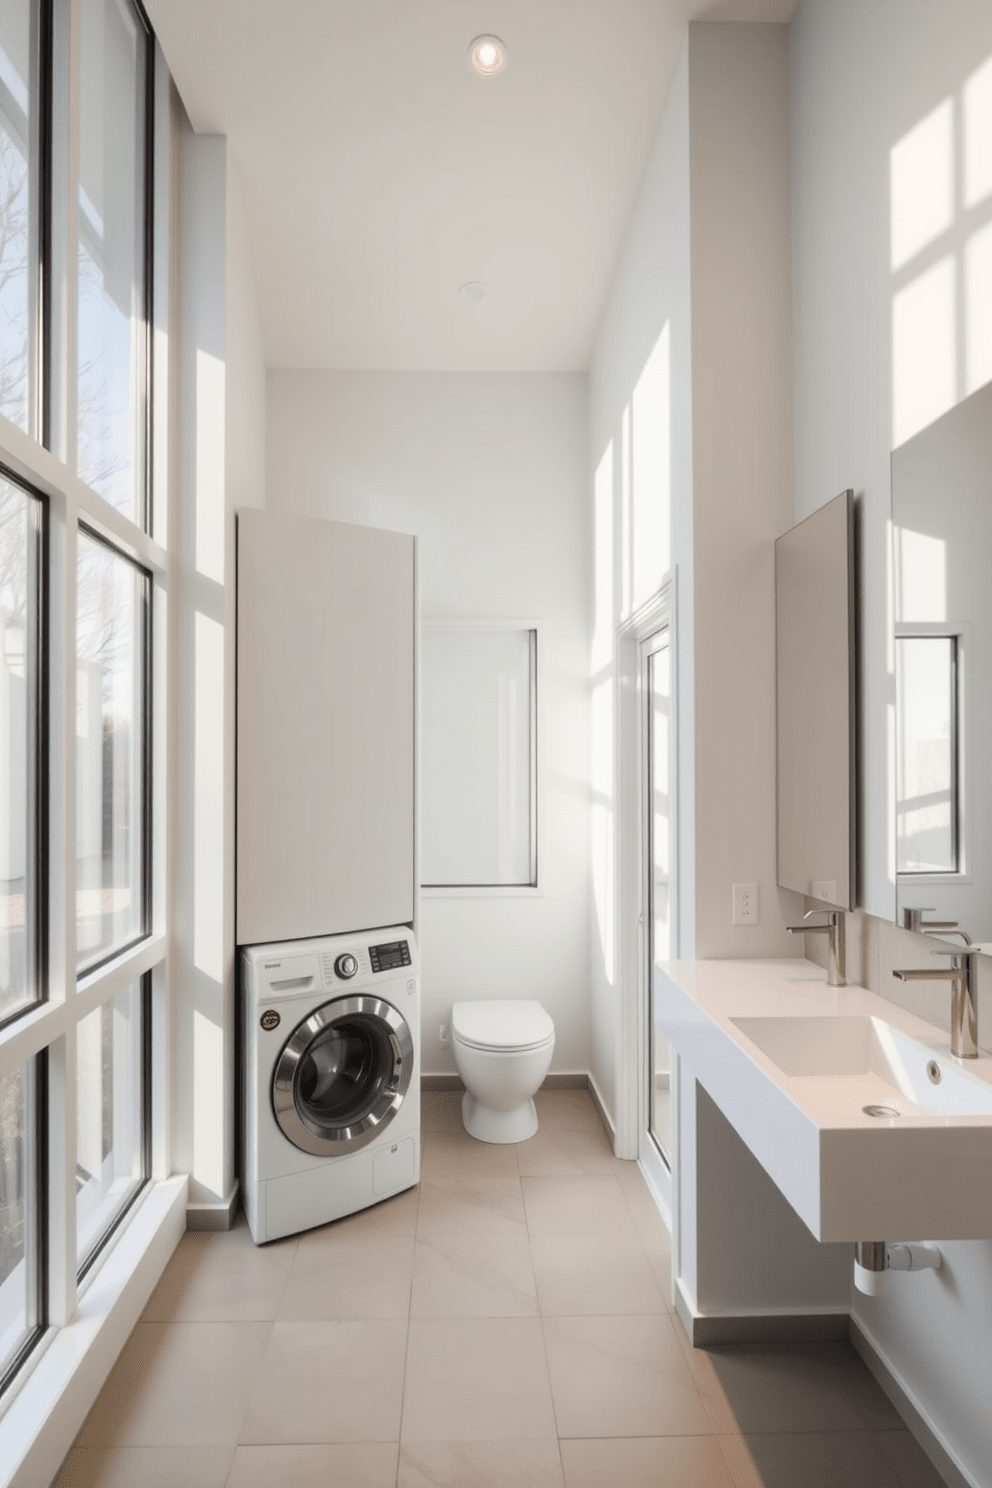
(787, 908, 846, 987)
(892, 952, 979, 1059)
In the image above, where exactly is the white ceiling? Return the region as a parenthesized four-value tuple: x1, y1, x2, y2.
(146, 0, 799, 371)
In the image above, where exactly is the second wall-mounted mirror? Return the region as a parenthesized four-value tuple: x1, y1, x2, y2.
(776, 489, 857, 910)
(892, 381, 992, 945)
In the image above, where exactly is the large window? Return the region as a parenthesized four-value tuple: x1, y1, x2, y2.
(0, 1057, 45, 1394)
(0, 0, 160, 1406)
(0, 0, 39, 436)
(76, 0, 148, 521)
(0, 472, 44, 1028)
(76, 529, 149, 970)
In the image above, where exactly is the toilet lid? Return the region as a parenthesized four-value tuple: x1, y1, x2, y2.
(451, 1000, 555, 1052)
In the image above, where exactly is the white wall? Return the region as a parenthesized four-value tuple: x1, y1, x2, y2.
(687, 22, 801, 961)
(265, 370, 591, 1076)
(587, 23, 800, 1128)
(588, 42, 694, 1122)
(791, 2, 992, 1482)
(172, 118, 265, 1220)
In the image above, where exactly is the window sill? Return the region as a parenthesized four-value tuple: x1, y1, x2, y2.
(0, 1174, 187, 1488)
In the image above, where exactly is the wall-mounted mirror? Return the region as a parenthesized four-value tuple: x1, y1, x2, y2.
(776, 489, 857, 910)
(892, 381, 992, 946)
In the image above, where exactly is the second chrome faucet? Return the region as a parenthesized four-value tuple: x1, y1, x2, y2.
(787, 908, 846, 987)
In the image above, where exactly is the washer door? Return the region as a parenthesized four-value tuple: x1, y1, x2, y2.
(272, 995, 414, 1156)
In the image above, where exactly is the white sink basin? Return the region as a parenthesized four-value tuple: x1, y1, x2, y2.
(657, 959, 992, 1242)
(730, 1014, 992, 1117)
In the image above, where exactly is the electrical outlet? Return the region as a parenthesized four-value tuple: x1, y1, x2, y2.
(439, 1023, 450, 1048)
(732, 882, 759, 926)
(812, 880, 837, 904)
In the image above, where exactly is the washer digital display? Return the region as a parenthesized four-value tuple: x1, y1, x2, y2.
(369, 939, 411, 973)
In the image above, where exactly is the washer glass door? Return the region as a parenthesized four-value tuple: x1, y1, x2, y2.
(273, 995, 414, 1155)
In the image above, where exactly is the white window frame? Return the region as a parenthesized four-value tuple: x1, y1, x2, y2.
(0, 16, 185, 1485)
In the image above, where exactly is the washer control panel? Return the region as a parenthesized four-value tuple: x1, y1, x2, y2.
(334, 952, 359, 980)
(369, 939, 412, 974)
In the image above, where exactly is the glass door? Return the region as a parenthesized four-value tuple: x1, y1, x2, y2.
(644, 629, 673, 1165)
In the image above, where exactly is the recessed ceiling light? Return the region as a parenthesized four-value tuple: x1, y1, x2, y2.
(459, 281, 486, 302)
(468, 35, 506, 77)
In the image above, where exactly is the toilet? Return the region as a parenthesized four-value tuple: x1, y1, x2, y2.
(451, 1000, 556, 1143)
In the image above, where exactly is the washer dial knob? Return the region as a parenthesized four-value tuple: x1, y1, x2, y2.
(334, 953, 358, 980)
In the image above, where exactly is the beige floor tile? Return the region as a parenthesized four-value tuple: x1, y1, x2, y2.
(872, 1430, 953, 1488)
(51, 1445, 233, 1487)
(531, 1232, 667, 1316)
(691, 1342, 904, 1436)
(718, 1430, 939, 1488)
(398, 1440, 566, 1487)
(412, 1229, 538, 1317)
(225, 1443, 399, 1487)
(622, 1183, 673, 1257)
(520, 1176, 640, 1237)
(402, 1317, 557, 1441)
(141, 1231, 293, 1322)
(220, 1212, 301, 1263)
(241, 1319, 407, 1443)
(77, 1322, 270, 1448)
(674, 1322, 741, 1435)
(421, 1127, 521, 1179)
(560, 1435, 735, 1488)
(278, 1234, 415, 1318)
(421, 1090, 464, 1132)
(543, 1313, 711, 1439)
(516, 1125, 624, 1178)
(417, 1175, 529, 1242)
(533, 1090, 609, 1135)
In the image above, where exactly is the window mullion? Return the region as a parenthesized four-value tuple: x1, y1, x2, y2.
(46, 1030, 77, 1326)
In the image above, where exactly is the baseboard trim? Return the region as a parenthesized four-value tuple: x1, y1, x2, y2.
(587, 1072, 614, 1144)
(850, 1317, 979, 1488)
(186, 1182, 239, 1232)
(674, 1281, 849, 1347)
(420, 1072, 591, 1093)
(420, 1073, 462, 1091)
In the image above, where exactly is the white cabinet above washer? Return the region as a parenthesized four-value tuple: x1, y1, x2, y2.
(236, 511, 416, 944)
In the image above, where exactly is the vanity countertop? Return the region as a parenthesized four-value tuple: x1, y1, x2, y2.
(656, 957, 992, 1242)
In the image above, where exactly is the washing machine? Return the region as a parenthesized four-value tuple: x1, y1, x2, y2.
(241, 926, 420, 1244)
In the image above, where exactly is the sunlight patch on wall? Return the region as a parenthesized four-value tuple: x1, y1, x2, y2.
(631, 324, 671, 613)
(193, 1010, 225, 1197)
(195, 348, 226, 585)
(620, 404, 632, 618)
(591, 677, 615, 985)
(965, 221, 992, 394)
(892, 257, 956, 447)
(194, 611, 224, 981)
(893, 526, 947, 625)
(964, 54, 992, 210)
(890, 99, 953, 272)
(592, 442, 614, 673)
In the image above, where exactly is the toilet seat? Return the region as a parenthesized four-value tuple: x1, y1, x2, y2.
(451, 1000, 554, 1054)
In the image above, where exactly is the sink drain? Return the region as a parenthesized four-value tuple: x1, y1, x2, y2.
(863, 1103, 901, 1118)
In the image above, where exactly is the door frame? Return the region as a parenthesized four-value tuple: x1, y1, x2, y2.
(615, 574, 678, 1218)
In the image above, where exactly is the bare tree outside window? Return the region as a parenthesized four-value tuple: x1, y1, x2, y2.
(0, 18, 32, 433)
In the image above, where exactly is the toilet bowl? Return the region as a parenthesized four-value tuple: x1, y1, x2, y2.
(451, 1000, 555, 1143)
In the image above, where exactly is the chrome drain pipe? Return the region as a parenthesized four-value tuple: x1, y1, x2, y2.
(854, 1240, 942, 1296)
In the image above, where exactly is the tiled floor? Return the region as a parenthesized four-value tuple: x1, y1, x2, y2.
(53, 1090, 947, 1487)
